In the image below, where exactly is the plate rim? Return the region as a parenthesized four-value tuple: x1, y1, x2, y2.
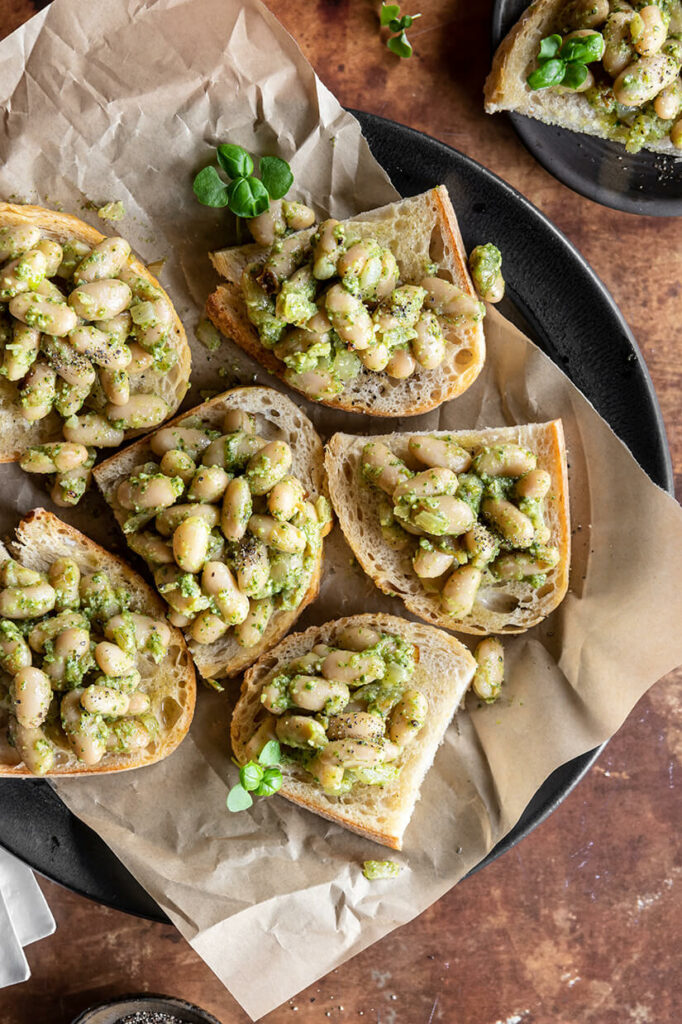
(490, 0, 682, 217)
(0, 109, 673, 921)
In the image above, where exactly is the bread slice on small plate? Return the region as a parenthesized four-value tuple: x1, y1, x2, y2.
(0, 203, 191, 461)
(0, 508, 196, 776)
(232, 613, 476, 850)
(206, 186, 486, 417)
(94, 386, 327, 681)
(325, 421, 570, 635)
(484, 0, 681, 155)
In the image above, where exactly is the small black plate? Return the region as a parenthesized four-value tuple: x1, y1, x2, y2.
(0, 112, 673, 921)
(492, 0, 682, 216)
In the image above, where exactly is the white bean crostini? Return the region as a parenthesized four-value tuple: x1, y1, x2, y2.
(0, 509, 195, 777)
(0, 204, 191, 505)
(206, 188, 488, 417)
(232, 614, 477, 850)
(325, 422, 570, 635)
(94, 387, 329, 680)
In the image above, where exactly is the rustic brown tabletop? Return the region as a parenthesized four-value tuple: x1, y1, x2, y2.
(0, 2, 680, 1022)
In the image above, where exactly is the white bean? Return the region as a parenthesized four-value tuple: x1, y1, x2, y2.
(473, 444, 536, 478)
(472, 638, 504, 703)
(385, 348, 416, 379)
(421, 276, 483, 323)
(221, 477, 253, 541)
(117, 473, 182, 511)
(1, 323, 40, 380)
(80, 685, 130, 716)
(73, 237, 131, 285)
(189, 610, 228, 644)
(325, 284, 374, 350)
(60, 689, 107, 766)
(322, 648, 385, 686)
(201, 560, 250, 624)
(0, 224, 41, 262)
(267, 476, 305, 521)
(411, 310, 446, 369)
(10, 293, 77, 336)
(441, 565, 482, 618)
(106, 394, 169, 430)
(100, 368, 130, 406)
(248, 514, 306, 553)
(361, 441, 412, 496)
(42, 335, 96, 388)
(173, 515, 211, 573)
(408, 434, 472, 472)
(312, 219, 344, 280)
(69, 324, 132, 369)
(150, 426, 215, 460)
(0, 581, 56, 619)
(187, 465, 230, 503)
(69, 279, 132, 320)
(393, 467, 458, 503)
(233, 597, 274, 648)
(11, 667, 52, 729)
(245, 440, 293, 496)
(34, 239, 63, 276)
(289, 674, 350, 712)
(48, 557, 81, 610)
(63, 412, 125, 447)
(155, 502, 219, 536)
(19, 361, 56, 421)
(481, 498, 535, 548)
(95, 641, 136, 677)
(387, 689, 428, 746)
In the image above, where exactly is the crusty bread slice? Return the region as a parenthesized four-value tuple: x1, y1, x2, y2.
(325, 421, 570, 635)
(206, 186, 486, 417)
(94, 386, 327, 680)
(0, 203, 192, 461)
(484, 0, 680, 155)
(0, 508, 196, 777)
(232, 613, 476, 850)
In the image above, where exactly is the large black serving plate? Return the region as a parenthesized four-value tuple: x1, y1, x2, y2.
(492, 0, 682, 216)
(0, 112, 673, 922)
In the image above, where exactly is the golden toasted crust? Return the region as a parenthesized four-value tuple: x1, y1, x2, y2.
(0, 508, 196, 777)
(93, 386, 328, 680)
(232, 613, 477, 849)
(206, 187, 486, 417)
(0, 203, 192, 462)
(325, 421, 570, 635)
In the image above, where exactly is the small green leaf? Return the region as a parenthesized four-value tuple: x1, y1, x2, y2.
(258, 739, 281, 766)
(400, 13, 421, 28)
(387, 31, 413, 58)
(559, 32, 605, 65)
(227, 784, 253, 812)
(193, 166, 230, 207)
(527, 58, 565, 90)
(538, 34, 562, 61)
(240, 761, 264, 791)
(256, 766, 283, 796)
(217, 143, 254, 180)
(380, 3, 401, 26)
(561, 61, 589, 90)
(260, 156, 294, 200)
(388, 17, 403, 31)
(226, 176, 270, 218)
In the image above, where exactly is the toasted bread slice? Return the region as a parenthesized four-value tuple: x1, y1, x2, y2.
(206, 187, 486, 417)
(232, 613, 476, 850)
(0, 508, 196, 776)
(484, 0, 680, 155)
(94, 386, 327, 680)
(325, 421, 570, 635)
(0, 203, 191, 461)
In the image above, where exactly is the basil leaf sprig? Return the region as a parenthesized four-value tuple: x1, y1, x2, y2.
(193, 144, 294, 218)
(227, 739, 283, 812)
(380, 2, 422, 59)
(527, 31, 605, 91)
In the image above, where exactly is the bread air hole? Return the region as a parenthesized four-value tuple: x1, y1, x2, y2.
(476, 586, 520, 615)
(161, 696, 182, 730)
(455, 348, 473, 367)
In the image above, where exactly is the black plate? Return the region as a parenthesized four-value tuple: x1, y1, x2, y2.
(0, 112, 673, 922)
(492, 0, 682, 216)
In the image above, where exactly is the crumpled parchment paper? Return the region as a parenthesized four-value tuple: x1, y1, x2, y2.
(1, 1, 682, 1019)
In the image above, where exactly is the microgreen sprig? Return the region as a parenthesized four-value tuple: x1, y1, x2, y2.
(193, 144, 294, 218)
(527, 31, 605, 91)
(227, 739, 283, 812)
(380, 3, 421, 59)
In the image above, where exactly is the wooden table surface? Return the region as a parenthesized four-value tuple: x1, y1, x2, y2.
(0, 1, 680, 1022)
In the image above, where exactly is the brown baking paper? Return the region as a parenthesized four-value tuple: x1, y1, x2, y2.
(2, 1, 682, 1019)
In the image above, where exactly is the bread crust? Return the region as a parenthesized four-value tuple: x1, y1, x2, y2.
(325, 421, 570, 635)
(0, 508, 196, 777)
(206, 187, 486, 417)
(231, 613, 477, 849)
(93, 386, 327, 679)
(0, 203, 192, 461)
(484, 0, 682, 156)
